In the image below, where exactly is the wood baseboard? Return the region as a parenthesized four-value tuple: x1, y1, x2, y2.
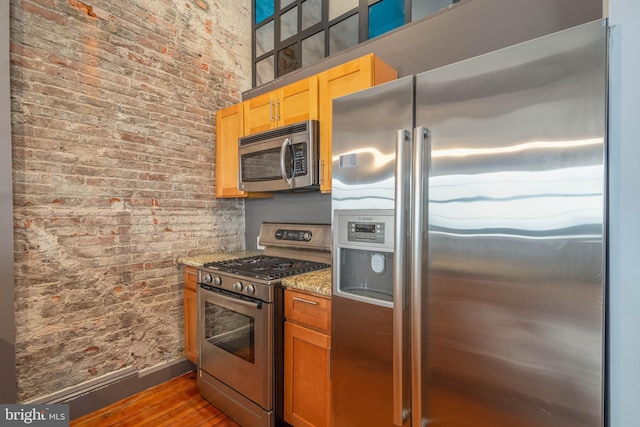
(28, 358, 196, 420)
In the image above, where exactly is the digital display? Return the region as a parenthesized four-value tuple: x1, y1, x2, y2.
(355, 224, 376, 233)
(347, 221, 385, 244)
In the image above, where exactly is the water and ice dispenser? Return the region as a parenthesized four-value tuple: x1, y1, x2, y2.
(333, 210, 394, 308)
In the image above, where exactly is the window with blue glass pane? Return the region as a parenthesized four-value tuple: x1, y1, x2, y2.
(255, 0, 274, 24)
(368, 0, 404, 39)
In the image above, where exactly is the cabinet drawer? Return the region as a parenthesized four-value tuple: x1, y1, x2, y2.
(285, 290, 331, 333)
(184, 266, 198, 292)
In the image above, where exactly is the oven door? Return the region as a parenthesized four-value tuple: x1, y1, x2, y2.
(198, 284, 273, 409)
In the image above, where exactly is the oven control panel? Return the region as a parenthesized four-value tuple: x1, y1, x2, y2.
(199, 270, 272, 303)
(275, 229, 312, 242)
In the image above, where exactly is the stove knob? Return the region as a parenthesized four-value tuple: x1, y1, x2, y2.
(212, 276, 222, 286)
(201, 273, 213, 284)
(233, 282, 244, 292)
(245, 284, 256, 295)
(303, 232, 311, 241)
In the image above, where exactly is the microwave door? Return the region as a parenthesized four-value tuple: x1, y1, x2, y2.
(239, 139, 289, 192)
(237, 119, 319, 192)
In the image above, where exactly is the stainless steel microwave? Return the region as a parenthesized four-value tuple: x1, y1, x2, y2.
(238, 120, 319, 192)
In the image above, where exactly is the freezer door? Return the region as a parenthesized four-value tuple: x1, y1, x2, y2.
(331, 76, 415, 212)
(413, 20, 607, 427)
(331, 77, 414, 427)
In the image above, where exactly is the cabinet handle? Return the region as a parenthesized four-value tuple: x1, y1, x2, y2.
(320, 159, 325, 185)
(292, 296, 318, 305)
(275, 98, 280, 121)
(269, 97, 274, 122)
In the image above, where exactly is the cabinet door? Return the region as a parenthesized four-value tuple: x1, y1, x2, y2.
(318, 54, 397, 192)
(278, 76, 319, 126)
(183, 266, 198, 364)
(244, 76, 319, 134)
(284, 321, 331, 427)
(243, 91, 275, 135)
(216, 103, 272, 198)
(215, 103, 246, 198)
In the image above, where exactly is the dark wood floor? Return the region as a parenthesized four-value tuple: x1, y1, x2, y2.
(70, 371, 240, 427)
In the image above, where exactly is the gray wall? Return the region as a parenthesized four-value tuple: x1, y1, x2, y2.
(607, 0, 640, 425)
(245, 192, 331, 250)
(1, 0, 17, 404)
(244, 0, 602, 98)
(244, 0, 602, 248)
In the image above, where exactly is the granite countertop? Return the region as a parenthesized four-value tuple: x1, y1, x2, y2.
(177, 252, 332, 297)
(281, 268, 332, 297)
(177, 251, 260, 267)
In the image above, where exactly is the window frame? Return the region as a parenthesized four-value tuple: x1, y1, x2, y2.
(252, 0, 458, 87)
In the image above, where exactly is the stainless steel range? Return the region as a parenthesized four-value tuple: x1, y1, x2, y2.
(197, 222, 331, 427)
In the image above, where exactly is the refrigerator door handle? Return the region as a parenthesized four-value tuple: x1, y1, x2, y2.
(393, 129, 411, 426)
(411, 127, 429, 427)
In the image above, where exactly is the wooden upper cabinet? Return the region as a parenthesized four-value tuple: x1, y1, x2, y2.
(215, 54, 396, 197)
(215, 103, 272, 199)
(318, 54, 397, 193)
(244, 76, 319, 135)
(279, 76, 319, 126)
(242, 91, 273, 135)
(215, 103, 245, 198)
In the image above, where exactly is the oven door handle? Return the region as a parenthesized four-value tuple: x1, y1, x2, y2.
(200, 284, 263, 310)
(280, 137, 294, 186)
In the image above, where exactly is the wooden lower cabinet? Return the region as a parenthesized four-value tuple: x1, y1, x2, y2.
(183, 266, 198, 364)
(284, 290, 331, 427)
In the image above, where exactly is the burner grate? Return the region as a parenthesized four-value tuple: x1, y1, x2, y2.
(203, 255, 329, 281)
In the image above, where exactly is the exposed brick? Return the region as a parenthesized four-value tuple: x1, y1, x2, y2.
(10, 0, 250, 402)
(67, 0, 97, 18)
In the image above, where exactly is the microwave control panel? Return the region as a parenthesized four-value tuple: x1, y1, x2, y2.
(292, 143, 308, 177)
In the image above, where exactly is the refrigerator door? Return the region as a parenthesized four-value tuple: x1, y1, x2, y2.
(413, 20, 607, 427)
(331, 76, 414, 212)
(331, 77, 414, 427)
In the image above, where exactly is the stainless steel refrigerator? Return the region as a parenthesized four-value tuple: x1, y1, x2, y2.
(330, 20, 607, 427)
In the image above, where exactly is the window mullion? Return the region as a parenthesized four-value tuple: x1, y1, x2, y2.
(252, 0, 456, 87)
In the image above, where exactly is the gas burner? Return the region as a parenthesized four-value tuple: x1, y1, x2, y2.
(203, 255, 330, 281)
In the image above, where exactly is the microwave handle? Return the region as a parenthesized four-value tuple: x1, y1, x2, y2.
(280, 138, 293, 185)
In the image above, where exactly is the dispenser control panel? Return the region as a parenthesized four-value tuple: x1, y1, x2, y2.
(347, 221, 385, 244)
(333, 209, 393, 252)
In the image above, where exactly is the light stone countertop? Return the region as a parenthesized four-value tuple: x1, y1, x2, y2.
(281, 268, 332, 297)
(177, 251, 261, 267)
(177, 252, 332, 297)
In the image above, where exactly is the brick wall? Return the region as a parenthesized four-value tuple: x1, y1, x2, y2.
(9, 0, 250, 401)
